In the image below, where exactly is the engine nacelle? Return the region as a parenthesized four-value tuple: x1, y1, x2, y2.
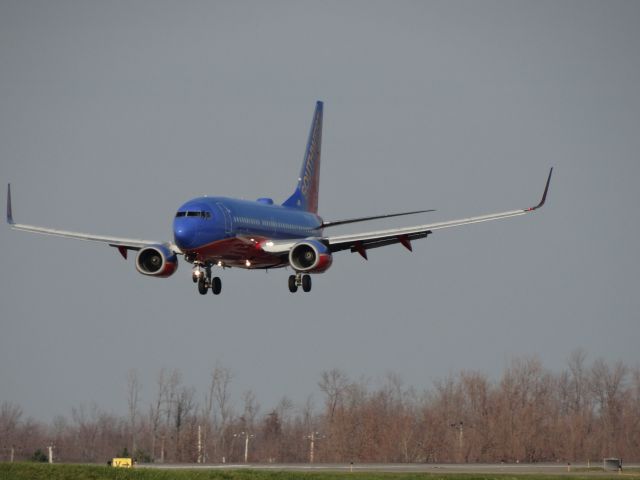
(135, 244, 178, 278)
(289, 239, 333, 273)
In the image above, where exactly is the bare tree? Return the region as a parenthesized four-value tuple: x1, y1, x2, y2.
(4, 356, 640, 464)
(174, 386, 196, 462)
(626, 367, 640, 455)
(162, 369, 183, 462)
(241, 390, 260, 429)
(71, 403, 101, 462)
(318, 368, 349, 422)
(590, 358, 628, 456)
(201, 370, 216, 462)
(126, 368, 141, 455)
(148, 367, 169, 462)
(0, 402, 22, 461)
(261, 409, 282, 462)
(211, 364, 234, 462)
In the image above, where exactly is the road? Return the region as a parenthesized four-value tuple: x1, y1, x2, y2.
(140, 462, 640, 474)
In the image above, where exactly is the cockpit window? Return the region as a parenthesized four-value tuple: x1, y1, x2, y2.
(176, 211, 212, 219)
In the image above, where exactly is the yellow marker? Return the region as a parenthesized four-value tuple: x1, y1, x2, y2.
(112, 457, 132, 468)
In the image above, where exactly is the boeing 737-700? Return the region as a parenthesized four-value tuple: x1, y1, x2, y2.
(7, 101, 552, 295)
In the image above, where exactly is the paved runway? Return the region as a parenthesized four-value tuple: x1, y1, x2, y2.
(140, 462, 640, 475)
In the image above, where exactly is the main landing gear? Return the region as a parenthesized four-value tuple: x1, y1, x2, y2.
(288, 273, 312, 293)
(193, 263, 222, 295)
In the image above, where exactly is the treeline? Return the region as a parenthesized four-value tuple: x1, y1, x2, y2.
(1, 352, 639, 464)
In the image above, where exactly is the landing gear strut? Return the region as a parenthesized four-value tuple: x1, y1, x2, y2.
(288, 273, 312, 293)
(194, 263, 222, 295)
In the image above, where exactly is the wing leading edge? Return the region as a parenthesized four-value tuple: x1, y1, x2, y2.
(6, 184, 177, 256)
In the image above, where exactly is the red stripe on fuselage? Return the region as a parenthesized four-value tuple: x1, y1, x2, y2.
(185, 237, 286, 269)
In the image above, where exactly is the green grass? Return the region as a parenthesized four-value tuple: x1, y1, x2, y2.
(573, 468, 640, 474)
(1, 464, 640, 480)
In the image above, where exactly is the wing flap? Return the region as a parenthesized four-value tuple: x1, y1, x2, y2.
(331, 231, 430, 253)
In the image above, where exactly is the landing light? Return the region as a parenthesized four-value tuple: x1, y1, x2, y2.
(266, 241, 274, 247)
(217, 261, 223, 267)
(245, 260, 251, 267)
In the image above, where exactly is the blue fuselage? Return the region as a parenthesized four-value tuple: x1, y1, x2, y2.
(173, 197, 323, 268)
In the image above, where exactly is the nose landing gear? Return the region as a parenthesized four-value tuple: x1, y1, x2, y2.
(288, 273, 312, 293)
(194, 263, 222, 296)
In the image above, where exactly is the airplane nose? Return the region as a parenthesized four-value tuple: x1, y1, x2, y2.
(174, 224, 196, 249)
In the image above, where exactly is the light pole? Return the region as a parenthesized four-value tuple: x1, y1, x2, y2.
(304, 431, 324, 463)
(233, 431, 254, 463)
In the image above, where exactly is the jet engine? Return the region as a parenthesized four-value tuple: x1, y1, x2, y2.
(289, 239, 333, 273)
(135, 244, 178, 277)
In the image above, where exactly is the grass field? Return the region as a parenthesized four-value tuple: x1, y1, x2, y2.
(2, 463, 640, 480)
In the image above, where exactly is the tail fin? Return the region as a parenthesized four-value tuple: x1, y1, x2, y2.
(282, 101, 323, 213)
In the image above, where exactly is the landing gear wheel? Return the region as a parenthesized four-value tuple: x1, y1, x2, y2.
(197, 279, 208, 295)
(288, 275, 298, 293)
(212, 277, 222, 295)
(302, 274, 312, 292)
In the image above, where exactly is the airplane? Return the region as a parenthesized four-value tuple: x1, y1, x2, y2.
(6, 101, 552, 295)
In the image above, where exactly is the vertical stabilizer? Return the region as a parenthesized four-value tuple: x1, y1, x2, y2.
(282, 101, 323, 213)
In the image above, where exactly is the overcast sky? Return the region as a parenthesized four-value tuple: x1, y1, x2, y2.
(1, 0, 639, 422)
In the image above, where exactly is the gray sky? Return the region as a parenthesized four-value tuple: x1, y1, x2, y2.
(1, 0, 639, 421)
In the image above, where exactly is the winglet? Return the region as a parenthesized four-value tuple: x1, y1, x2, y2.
(527, 168, 553, 211)
(7, 184, 14, 225)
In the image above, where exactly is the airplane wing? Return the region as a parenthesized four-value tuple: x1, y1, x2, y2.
(261, 168, 552, 259)
(327, 168, 553, 258)
(6, 184, 178, 258)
